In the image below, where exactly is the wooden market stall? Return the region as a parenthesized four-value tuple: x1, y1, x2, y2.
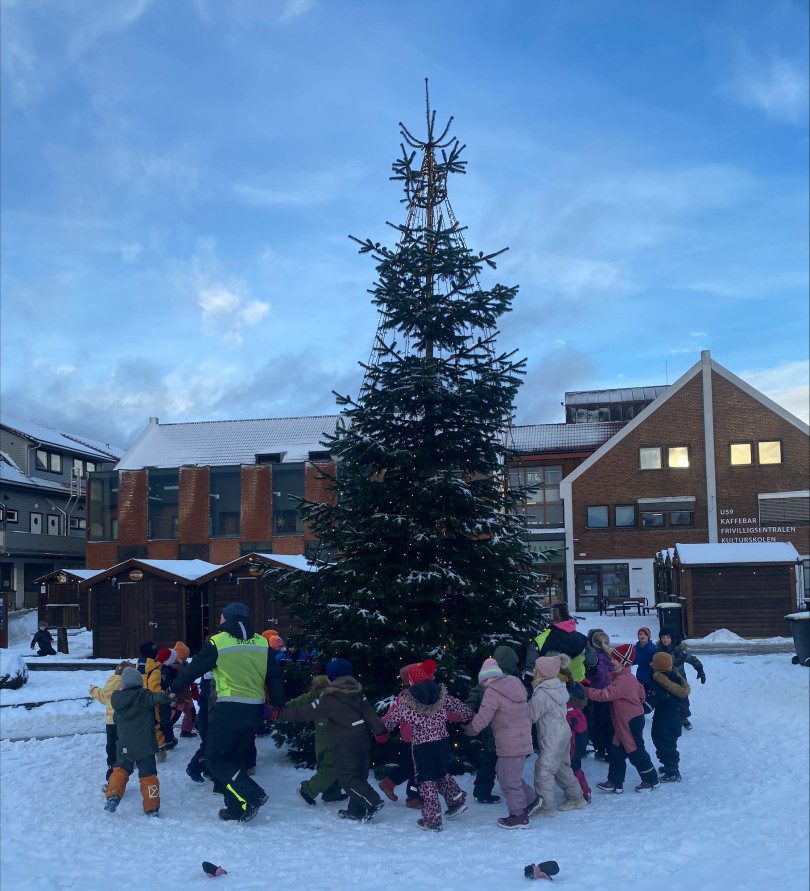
(671, 542, 802, 638)
(82, 558, 218, 658)
(34, 568, 103, 630)
(196, 552, 317, 639)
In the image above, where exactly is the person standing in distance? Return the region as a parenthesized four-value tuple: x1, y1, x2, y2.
(170, 602, 285, 822)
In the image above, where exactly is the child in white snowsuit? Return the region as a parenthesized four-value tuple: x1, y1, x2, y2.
(530, 656, 586, 817)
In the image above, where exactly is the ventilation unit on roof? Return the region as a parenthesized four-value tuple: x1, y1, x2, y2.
(308, 450, 331, 462)
(256, 453, 284, 465)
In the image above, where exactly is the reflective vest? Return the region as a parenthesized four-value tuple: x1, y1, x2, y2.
(534, 629, 586, 682)
(211, 631, 269, 704)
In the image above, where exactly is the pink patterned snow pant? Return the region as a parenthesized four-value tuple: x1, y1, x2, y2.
(418, 776, 466, 829)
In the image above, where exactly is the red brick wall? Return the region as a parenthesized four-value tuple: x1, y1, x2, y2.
(712, 371, 810, 551)
(303, 462, 336, 542)
(272, 535, 308, 555)
(117, 470, 148, 544)
(209, 539, 241, 564)
(147, 540, 179, 560)
(571, 374, 708, 559)
(179, 467, 210, 543)
(86, 542, 118, 569)
(241, 465, 273, 540)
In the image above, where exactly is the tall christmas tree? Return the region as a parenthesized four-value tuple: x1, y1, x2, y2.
(281, 84, 544, 741)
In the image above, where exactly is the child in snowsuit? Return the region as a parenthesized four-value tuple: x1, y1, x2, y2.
(657, 628, 705, 730)
(185, 662, 213, 784)
(156, 648, 181, 749)
(566, 682, 591, 803)
(648, 651, 690, 781)
(585, 630, 614, 761)
(163, 643, 198, 738)
(137, 641, 166, 757)
(89, 661, 132, 784)
(526, 603, 589, 682)
(380, 664, 421, 808)
(464, 658, 536, 829)
(464, 644, 523, 805)
(30, 622, 56, 656)
(382, 658, 473, 832)
(633, 627, 658, 690)
(105, 666, 171, 816)
(530, 656, 587, 817)
(280, 658, 387, 822)
(287, 673, 348, 805)
(585, 643, 659, 793)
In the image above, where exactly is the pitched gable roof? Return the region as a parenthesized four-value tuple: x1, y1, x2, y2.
(0, 416, 124, 460)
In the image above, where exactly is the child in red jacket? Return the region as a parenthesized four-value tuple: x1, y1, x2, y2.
(566, 683, 591, 803)
(379, 664, 421, 808)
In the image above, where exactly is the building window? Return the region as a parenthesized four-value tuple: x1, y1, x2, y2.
(730, 443, 752, 466)
(4, 509, 18, 523)
(210, 466, 241, 537)
(148, 469, 179, 540)
(72, 458, 97, 477)
(508, 465, 564, 527)
(670, 510, 694, 526)
(256, 453, 283, 465)
(758, 441, 782, 465)
(615, 505, 636, 527)
(759, 493, 810, 524)
(639, 447, 662, 470)
(68, 517, 87, 530)
(586, 505, 609, 528)
(88, 471, 119, 541)
(667, 446, 690, 469)
(273, 463, 305, 534)
(35, 449, 62, 474)
(641, 511, 665, 528)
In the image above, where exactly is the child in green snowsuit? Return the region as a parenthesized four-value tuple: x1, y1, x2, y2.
(288, 674, 347, 805)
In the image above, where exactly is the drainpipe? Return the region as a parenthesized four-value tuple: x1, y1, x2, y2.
(701, 350, 718, 543)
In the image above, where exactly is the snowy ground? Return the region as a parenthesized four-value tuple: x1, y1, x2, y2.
(1, 623, 808, 891)
(7, 609, 96, 661)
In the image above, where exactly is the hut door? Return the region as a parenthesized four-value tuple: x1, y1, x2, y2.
(145, 582, 184, 648)
(117, 582, 141, 659)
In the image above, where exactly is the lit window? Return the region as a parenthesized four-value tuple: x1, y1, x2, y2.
(615, 505, 635, 527)
(667, 446, 689, 469)
(49, 453, 61, 473)
(641, 511, 665, 528)
(639, 447, 662, 470)
(758, 441, 782, 465)
(730, 443, 752, 466)
(587, 506, 609, 528)
(35, 450, 48, 471)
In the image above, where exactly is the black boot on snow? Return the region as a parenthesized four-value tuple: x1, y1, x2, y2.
(104, 795, 121, 813)
(186, 765, 205, 784)
(524, 861, 560, 881)
(474, 793, 502, 804)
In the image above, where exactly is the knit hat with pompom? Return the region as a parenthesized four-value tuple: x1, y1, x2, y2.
(478, 658, 503, 683)
(408, 659, 437, 685)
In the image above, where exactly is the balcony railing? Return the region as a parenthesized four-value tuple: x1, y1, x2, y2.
(0, 530, 85, 557)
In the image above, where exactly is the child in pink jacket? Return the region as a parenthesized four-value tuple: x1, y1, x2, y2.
(464, 658, 537, 830)
(585, 643, 659, 793)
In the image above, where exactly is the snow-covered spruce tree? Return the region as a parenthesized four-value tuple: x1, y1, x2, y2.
(276, 88, 545, 767)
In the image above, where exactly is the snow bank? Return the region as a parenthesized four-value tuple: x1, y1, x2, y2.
(0, 668, 110, 707)
(699, 628, 744, 643)
(0, 652, 28, 690)
(0, 653, 807, 890)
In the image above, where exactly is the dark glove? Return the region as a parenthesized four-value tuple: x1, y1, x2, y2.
(698, 674, 706, 684)
(374, 733, 389, 745)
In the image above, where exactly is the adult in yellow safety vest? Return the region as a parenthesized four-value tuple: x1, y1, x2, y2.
(524, 602, 590, 683)
(170, 601, 286, 822)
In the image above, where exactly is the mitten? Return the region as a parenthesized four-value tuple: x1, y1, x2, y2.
(698, 674, 706, 684)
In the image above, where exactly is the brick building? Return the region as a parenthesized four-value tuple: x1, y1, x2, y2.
(561, 351, 809, 611)
(85, 415, 340, 570)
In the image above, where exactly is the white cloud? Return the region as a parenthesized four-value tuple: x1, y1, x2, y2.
(56, 364, 77, 375)
(197, 285, 270, 345)
(742, 359, 810, 423)
(723, 47, 809, 124)
(689, 331, 707, 338)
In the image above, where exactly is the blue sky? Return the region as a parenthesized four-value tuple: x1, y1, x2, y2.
(1, 0, 808, 449)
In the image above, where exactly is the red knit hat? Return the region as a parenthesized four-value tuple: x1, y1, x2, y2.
(637, 627, 652, 640)
(157, 648, 177, 666)
(408, 659, 437, 685)
(399, 663, 417, 684)
(611, 643, 635, 667)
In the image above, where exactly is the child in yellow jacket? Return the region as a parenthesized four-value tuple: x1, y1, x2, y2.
(89, 661, 133, 786)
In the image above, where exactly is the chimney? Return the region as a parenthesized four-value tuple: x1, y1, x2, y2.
(148, 416, 159, 425)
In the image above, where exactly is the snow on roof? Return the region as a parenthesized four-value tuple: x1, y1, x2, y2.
(565, 386, 668, 406)
(117, 415, 342, 470)
(674, 543, 802, 565)
(1, 416, 124, 461)
(135, 559, 220, 581)
(254, 553, 318, 572)
(0, 453, 72, 493)
(509, 421, 624, 454)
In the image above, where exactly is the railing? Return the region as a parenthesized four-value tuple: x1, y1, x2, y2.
(0, 530, 85, 556)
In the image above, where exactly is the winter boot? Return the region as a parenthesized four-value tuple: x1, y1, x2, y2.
(596, 781, 623, 794)
(557, 796, 587, 811)
(658, 766, 668, 775)
(180, 730, 196, 739)
(338, 809, 363, 821)
(218, 808, 241, 821)
(239, 793, 268, 823)
(445, 797, 468, 819)
(104, 794, 121, 813)
(474, 793, 502, 804)
(186, 764, 205, 783)
(661, 770, 682, 783)
(405, 797, 423, 809)
(363, 800, 385, 822)
(164, 736, 178, 751)
(416, 818, 442, 832)
(525, 795, 543, 817)
(298, 785, 317, 806)
(498, 812, 530, 830)
(155, 749, 167, 763)
(105, 766, 128, 803)
(378, 776, 398, 802)
(524, 861, 560, 881)
(139, 775, 160, 815)
(145, 808, 160, 817)
(682, 719, 693, 730)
